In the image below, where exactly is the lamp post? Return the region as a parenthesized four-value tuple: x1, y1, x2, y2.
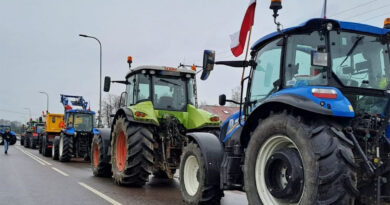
(38, 91, 49, 113)
(79, 34, 103, 128)
(24, 108, 31, 119)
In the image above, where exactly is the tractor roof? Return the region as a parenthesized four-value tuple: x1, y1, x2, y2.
(126, 65, 196, 78)
(252, 18, 390, 50)
(66, 109, 95, 115)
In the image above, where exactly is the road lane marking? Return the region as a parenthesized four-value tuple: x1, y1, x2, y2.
(19, 148, 52, 165)
(51, 167, 69, 176)
(16, 147, 46, 166)
(78, 182, 122, 205)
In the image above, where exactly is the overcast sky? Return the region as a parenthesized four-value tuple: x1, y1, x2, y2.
(0, 0, 389, 122)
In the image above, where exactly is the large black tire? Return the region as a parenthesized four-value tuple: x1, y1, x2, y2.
(20, 136, 24, 146)
(42, 135, 51, 157)
(244, 112, 357, 205)
(91, 135, 112, 177)
(52, 137, 59, 160)
(59, 134, 73, 162)
(38, 135, 42, 153)
(180, 142, 223, 204)
(30, 136, 36, 149)
(111, 116, 154, 186)
(24, 135, 30, 148)
(10, 136, 16, 145)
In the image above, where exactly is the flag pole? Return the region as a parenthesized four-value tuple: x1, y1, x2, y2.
(241, 26, 253, 84)
(238, 26, 252, 126)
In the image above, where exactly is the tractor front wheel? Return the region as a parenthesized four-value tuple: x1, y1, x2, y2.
(91, 135, 112, 177)
(111, 116, 154, 186)
(180, 142, 223, 204)
(59, 134, 73, 162)
(244, 112, 358, 205)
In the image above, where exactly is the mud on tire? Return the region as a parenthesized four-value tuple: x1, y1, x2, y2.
(180, 142, 223, 205)
(111, 116, 154, 186)
(91, 135, 112, 177)
(244, 112, 357, 205)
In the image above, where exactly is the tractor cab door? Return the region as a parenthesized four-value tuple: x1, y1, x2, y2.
(247, 38, 283, 114)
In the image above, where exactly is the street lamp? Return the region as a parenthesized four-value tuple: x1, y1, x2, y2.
(24, 108, 31, 119)
(38, 91, 49, 113)
(79, 34, 103, 128)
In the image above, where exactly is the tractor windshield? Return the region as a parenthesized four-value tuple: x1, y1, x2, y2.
(330, 31, 390, 90)
(152, 75, 188, 111)
(67, 113, 93, 132)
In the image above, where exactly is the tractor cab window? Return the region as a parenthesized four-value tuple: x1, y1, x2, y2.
(285, 31, 328, 87)
(36, 125, 44, 134)
(66, 114, 74, 128)
(135, 74, 151, 103)
(249, 38, 282, 112)
(73, 113, 93, 131)
(126, 75, 135, 105)
(187, 78, 196, 106)
(152, 76, 187, 111)
(330, 31, 390, 90)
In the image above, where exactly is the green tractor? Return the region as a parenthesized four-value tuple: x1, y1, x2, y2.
(91, 59, 221, 186)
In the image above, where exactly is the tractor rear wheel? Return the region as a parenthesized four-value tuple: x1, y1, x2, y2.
(52, 138, 59, 160)
(91, 135, 112, 177)
(29, 136, 36, 149)
(244, 112, 357, 205)
(10, 136, 16, 145)
(24, 135, 30, 148)
(59, 134, 73, 162)
(20, 137, 24, 146)
(42, 136, 51, 157)
(180, 142, 223, 204)
(111, 116, 154, 186)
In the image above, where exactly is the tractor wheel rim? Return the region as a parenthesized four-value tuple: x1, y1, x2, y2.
(183, 155, 199, 196)
(93, 144, 99, 168)
(255, 135, 303, 205)
(59, 136, 63, 156)
(116, 131, 126, 172)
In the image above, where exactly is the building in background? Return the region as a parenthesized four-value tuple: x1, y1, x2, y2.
(200, 105, 239, 122)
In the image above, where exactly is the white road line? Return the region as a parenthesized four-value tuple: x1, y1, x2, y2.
(21, 149, 52, 165)
(51, 167, 69, 176)
(78, 182, 122, 205)
(16, 147, 46, 166)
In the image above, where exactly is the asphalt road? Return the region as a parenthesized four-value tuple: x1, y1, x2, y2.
(0, 144, 247, 205)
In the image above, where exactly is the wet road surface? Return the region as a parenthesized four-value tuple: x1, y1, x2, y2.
(0, 144, 248, 205)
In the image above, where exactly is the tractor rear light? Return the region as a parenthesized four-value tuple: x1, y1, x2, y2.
(210, 116, 220, 122)
(135, 111, 146, 117)
(312, 88, 337, 99)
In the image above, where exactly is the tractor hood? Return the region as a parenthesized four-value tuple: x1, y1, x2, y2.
(128, 101, 220, 130)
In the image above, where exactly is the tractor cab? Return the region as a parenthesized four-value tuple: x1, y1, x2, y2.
(64, 110, 95, 132)
(124, 65, 196, 112)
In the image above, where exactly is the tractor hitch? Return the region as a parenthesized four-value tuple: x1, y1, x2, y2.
(345, 127, 376, 175)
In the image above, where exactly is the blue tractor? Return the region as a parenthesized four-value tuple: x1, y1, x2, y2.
(51, 95, 99, 162)
(0, 125, 16, 145)
(179, 2, 390, 205)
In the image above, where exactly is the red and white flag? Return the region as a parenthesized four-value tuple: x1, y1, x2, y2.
(230, 0, 257, 57)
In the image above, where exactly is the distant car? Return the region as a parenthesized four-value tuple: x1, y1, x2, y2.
(0, 125, 17, 145)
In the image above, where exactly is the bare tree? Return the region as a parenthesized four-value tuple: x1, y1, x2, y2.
(102, 94, 122, 127)
(229, 86, 241, 107)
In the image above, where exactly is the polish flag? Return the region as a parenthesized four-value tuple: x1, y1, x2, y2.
(230, 0, 257, 57)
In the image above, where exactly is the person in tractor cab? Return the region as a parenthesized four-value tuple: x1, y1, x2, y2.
(2, 128, 11, 154)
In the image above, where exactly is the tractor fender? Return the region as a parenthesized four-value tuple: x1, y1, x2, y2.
(96, 128, 111, 159)
(186, 132, 224, 185)
(240, 94, 333, 148)
(112, 107, 157, 131)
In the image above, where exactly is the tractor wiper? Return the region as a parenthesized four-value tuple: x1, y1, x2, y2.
(159, 79, 180, 86)
(339, 36, 364, 67)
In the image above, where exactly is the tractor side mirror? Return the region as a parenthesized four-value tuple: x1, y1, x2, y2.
(311, 51, 328, 67)
(219, 94, 226, 106)
(201, 50, 215, 80)
(104, 76, 111, 92)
